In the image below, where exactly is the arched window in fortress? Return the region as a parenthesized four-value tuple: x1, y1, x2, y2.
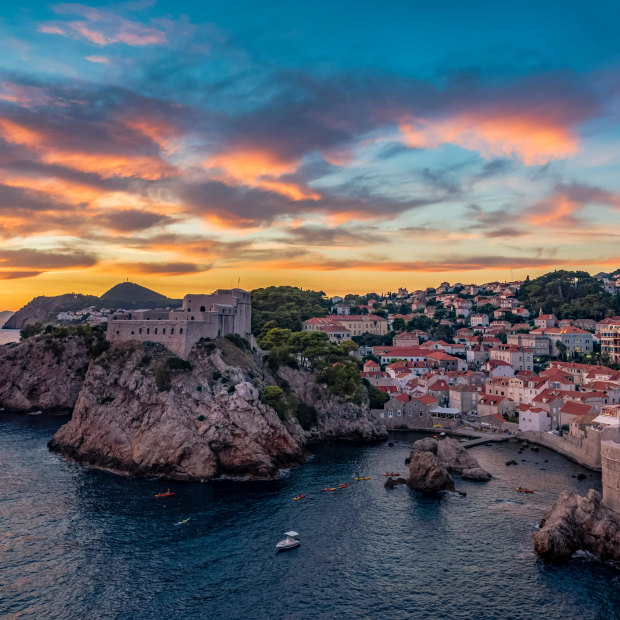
(154, 328, 158, 334)
(139, 328, 142, 334)
(162, 328, 166, 335)
(200, 306, 205, 312)
(147, 328, 150, 335)
(180, 328, 184, 334)
(191, 316, 194, 321)
(171, 328, 174, 335)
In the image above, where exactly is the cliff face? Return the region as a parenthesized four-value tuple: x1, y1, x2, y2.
(0, 335, 93, 412)
(48, 339, 385, 480)
(278, 366, 387, 443)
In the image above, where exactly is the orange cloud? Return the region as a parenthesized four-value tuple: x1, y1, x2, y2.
(400, 113, 578, 165)
(0, 117, 175, 180)
(204, 149, 320, 201)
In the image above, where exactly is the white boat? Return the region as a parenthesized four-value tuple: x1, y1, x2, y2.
(276, 531, 300, 551)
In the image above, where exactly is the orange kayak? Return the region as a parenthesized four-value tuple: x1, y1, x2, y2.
(155, 492, 175, 498)
(293, 494, 306, 501)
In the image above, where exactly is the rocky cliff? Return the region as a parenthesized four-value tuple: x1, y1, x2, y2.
(0, 332, 100, 412)
(278, 366, 386, 443)
(533, 489, 620, 563)
(47, 338, 386, 480)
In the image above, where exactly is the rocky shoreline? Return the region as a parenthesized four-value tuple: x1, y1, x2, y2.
(2, 333, 386, 481)
(534, 489, 620, 563)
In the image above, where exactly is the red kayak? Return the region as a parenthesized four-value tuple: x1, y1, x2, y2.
(338, 483, 349, 489)
(515, 487, 534, 494)
(155, 492, 175, 498)
(293, 494, 306, 501)
(322, 487, 338, 492)
(383, 473, 400, 477)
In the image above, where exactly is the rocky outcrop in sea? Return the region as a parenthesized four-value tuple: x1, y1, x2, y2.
(533, 489, 620, 563)
(406, 437, 491, 493)
(44, 337, 385, 480)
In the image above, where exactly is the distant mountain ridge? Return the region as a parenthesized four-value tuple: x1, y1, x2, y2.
(0, 311, 14, 328)
(3, 282, 181, 330)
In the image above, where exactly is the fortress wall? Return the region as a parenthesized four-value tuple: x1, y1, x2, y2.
(517, 429, 603, 470)
(601, 439, 620, 512)
(107, 320, 191, 357)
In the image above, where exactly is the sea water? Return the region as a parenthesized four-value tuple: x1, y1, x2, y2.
(1, 416, 619, 620)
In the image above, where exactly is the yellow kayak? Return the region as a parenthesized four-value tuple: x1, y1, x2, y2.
(354, 477, 371, 480)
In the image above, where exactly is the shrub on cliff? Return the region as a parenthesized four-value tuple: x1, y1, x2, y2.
(296, 402, 318, 430)
(155, 355, 193, 391)
(20, 323, 43, 340)
(260, 385, 289, 420)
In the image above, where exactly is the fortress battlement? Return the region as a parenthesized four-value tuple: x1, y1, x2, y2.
(106, 288, 251, 358)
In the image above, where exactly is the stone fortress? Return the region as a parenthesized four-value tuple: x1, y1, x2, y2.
(106, 288, 251, 358)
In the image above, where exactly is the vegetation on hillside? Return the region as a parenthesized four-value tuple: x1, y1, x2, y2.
(259, 328, 365, 404)
(518, 270, 619, 319)
(251, 286, 330, 336)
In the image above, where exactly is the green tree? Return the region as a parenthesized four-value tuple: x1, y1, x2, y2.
(340, 339, 359, 354)
(251, 286, 330, 335)
(391, 317, 406, 332)
(259, 327, 294, 350)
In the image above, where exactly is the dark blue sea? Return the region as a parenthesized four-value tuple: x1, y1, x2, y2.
(2, 413, 620, 620)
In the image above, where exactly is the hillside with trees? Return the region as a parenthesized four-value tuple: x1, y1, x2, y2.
(518, 270, 620, 319)
(251, 286, 330, 336)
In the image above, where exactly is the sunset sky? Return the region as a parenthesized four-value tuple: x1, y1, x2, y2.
(1, 1, 620, 309)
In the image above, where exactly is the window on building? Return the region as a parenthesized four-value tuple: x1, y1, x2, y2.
(147, 328, 150, 335)
(397, 410, 401, 416)
(180, 328, 183, 335)
(191, 316, 194, 321)
(200, 306, 205, 312)
(139, 328, 142, 334)
(388, 409, 393, 417)
(154, 328, 158, 334)
(162, 328, 166, 335)
(115, 330, 119, 335)
(171, 328, 174, 335)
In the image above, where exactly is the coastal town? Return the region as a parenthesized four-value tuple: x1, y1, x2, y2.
(10, 269, 619, 479)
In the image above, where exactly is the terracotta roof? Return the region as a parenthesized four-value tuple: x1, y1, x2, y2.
(559, 401, 593, 416)
(430, 380, 449, 391)
(381, 347, 427, 357)
(394, 394, 410, 403)
(416, 394, 438, 405)
(425, 351, 458, 361)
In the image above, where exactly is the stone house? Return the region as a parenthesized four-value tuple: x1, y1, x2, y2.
(448, 385, 481, 414)
(518, 404, 551, 432)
